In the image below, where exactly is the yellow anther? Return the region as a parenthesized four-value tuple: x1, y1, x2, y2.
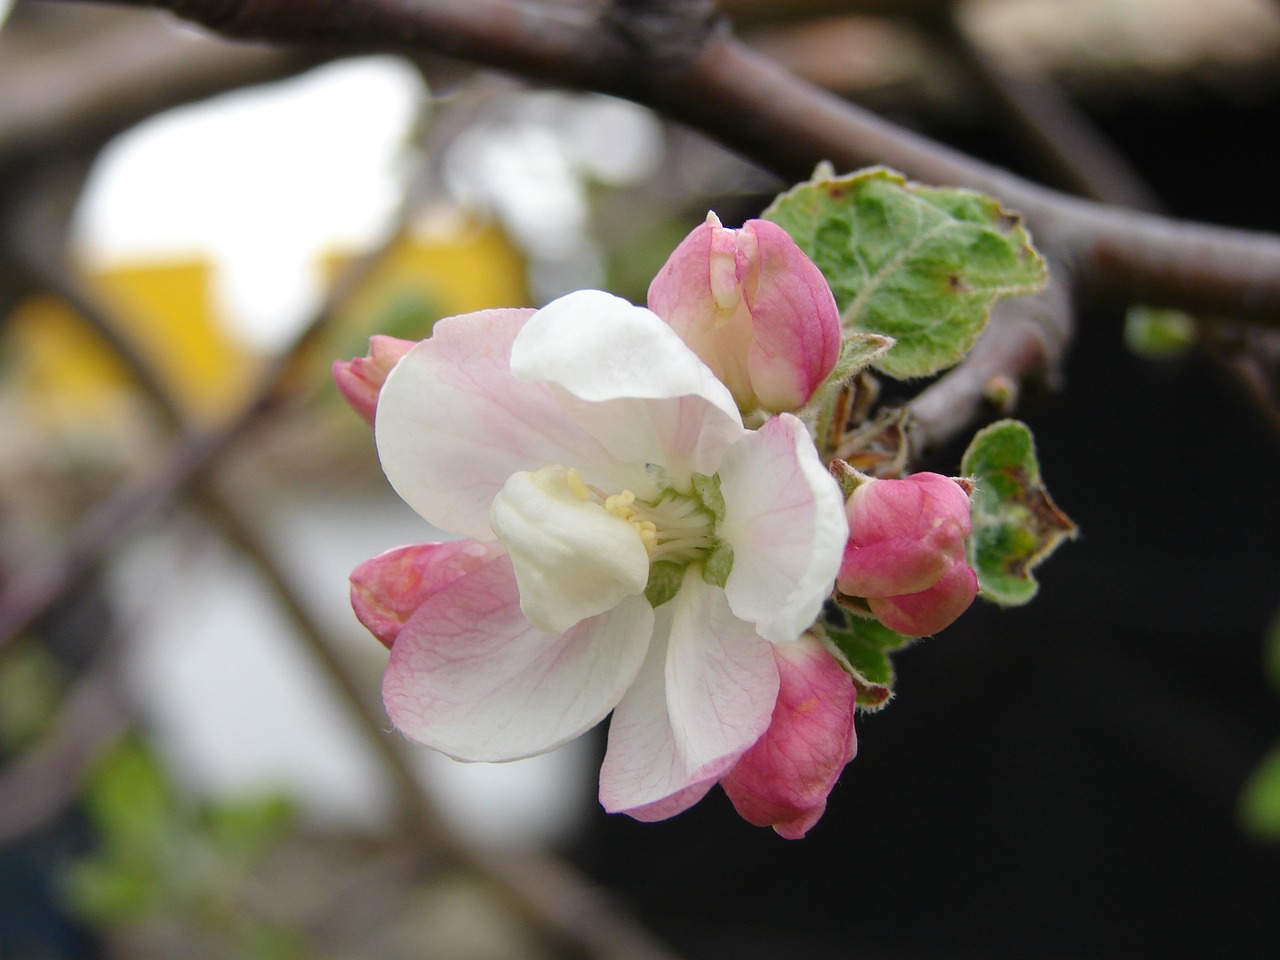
(606, 490, 635, 509)
(566, 468, 590, 501)
(604, 490, 637, 520)
(632, 519, 658, 550)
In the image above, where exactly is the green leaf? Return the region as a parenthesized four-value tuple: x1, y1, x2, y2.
(824, 614, 915, 711)
(763, 167, 1046, 379)
(830, 332, 895, 380)
(961, 419, 1077, 605)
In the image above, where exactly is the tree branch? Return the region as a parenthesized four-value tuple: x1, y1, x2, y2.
(66, 0, 1280, 324)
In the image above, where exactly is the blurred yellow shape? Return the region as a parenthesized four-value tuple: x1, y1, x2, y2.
(6, 294, 139, 437)
(4, 216, 527, 440)
(327, 215, 528, 343)
(6, 258, 260, 432)
(87, 258, 261, 424)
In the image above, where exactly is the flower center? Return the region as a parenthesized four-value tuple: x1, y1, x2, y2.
(566, 468, 716, 565)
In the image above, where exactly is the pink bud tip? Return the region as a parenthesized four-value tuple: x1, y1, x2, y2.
(837, 473, 978, 636)
(648, 213, 841, 414)
(350, 540, 502, 647)
(333, 335, 416, 427)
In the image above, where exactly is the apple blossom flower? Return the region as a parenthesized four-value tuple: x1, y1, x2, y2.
(836, 472, 979, 637)
(648, 212, 841, 416)
(331, 334, 415, 426)
(720, 633, 857, 839)
(355, 290, 848, 822)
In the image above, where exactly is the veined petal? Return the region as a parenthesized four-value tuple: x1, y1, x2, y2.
(375, 308, 617, 539)
(739, 218, 841, 413)
(720, 634, 857, 839)
(512, 290, 739, 413)
(383, 553, 653, 762)
(837, 537, 951, 598)
(868, 562, 979, 637)
(718, 414, 847, 642)
(647, 213, 757, 410)
(511, 291, 745, 481)
(600, 572, 778, 816)
(490, 466, 650, 634)
(548, 392, 745, 488)
(350, 539, 505, 647)
(618, 779, 720, 824)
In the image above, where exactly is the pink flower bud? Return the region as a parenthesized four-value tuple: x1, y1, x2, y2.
(648, 212, 840, 414)
(350, 540, 503, 647)
(837, 472, 978, 636)
(332, 335, 416, 426)
(720, 635, 857, 839)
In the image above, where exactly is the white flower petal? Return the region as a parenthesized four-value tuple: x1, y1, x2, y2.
(599, 571, 778, 815)
(383, 554, 653, 762)
(550, 392, 745, 489)
(512, 290, 739, 412)
(717, 414, 847, 642)
(490, 466, 650, 634)
(511, 290, 746, 481)
(375, 308, 619, 539)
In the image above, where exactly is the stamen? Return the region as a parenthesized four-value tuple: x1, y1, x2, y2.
(564, 467, 719, 571)
(604, 490, 636, 518)
(566, 468, 590, 501)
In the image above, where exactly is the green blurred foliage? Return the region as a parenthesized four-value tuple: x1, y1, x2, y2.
(0, 639, 65, 753)
(64, 738, 302, 957)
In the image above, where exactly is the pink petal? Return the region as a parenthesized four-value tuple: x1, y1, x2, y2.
(383, 553, 653, 762)
(374, 307, 617, 540)
(837, 537, 951, 598)
(717, 414, 848, 642)
(646, 214, 763, 412)
(648, 214, 839, 414)
(619, 779, 719, 824)
(599, 572, 778, 817)
(738, 219, 841, 413)
(332, 335, 416, 426)
(849, 473, 972, 544)
(869, 562, 979, 637)
(720, 635, 857, 839)
(350, 540, 504, 647)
